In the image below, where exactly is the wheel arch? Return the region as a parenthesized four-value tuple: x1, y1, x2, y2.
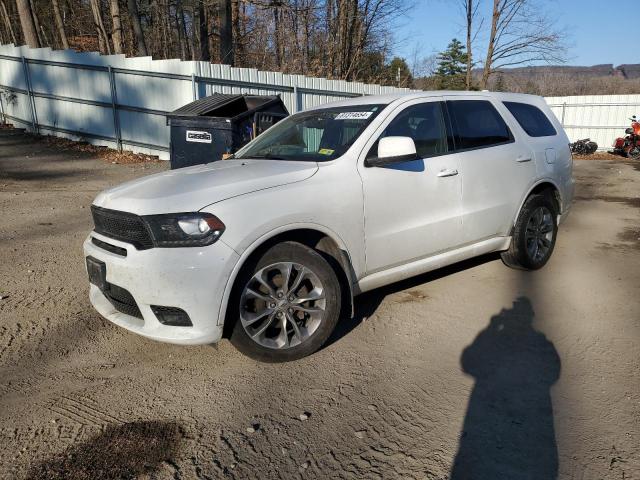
(512, 179, 562, 227)
(217, 224, 356, 335)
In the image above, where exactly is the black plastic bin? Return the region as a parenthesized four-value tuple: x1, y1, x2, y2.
(166, 93, 289, 169)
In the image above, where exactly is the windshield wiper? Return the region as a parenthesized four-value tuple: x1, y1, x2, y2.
(248, 154, 287, 160)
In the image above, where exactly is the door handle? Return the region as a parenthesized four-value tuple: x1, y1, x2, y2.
(437, 168, 458, 177)
(516, 156, 532, 162)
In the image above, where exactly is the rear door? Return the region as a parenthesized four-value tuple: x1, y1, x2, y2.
(445, 96, 536, 243)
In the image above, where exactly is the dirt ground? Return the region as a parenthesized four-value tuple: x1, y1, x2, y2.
(1, 129, 639, 480)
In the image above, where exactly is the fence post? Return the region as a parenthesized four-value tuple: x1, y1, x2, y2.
(0, 90, 5, 124)
(561, 102, 566, 126)
(107, 66, 122, 152)
(293, 85, 300, 112)
(191, 73, 198, 101)
(21, 56, 38, 134)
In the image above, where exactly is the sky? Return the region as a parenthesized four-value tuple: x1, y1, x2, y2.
(394, 0, 632, 71)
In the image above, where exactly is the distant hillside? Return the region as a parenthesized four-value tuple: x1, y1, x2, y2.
(494, 64, 640, 80)
(473, 63, 640, 96)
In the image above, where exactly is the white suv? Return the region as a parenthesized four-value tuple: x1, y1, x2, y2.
(84, 92, 574, 361)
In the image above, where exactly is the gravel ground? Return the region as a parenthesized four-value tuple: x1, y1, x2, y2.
(1, 129, 639, 480)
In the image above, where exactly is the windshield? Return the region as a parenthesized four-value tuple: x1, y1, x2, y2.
(234, 104, 384, 161)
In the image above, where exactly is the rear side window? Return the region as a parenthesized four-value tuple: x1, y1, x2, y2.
(448, 100, 512, 150)
(503, 101, 557, 137)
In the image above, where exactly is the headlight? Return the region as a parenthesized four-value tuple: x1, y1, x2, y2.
(143, 212, 225, 247)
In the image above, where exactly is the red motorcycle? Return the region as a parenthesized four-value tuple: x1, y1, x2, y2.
(613, 116, 640, 159)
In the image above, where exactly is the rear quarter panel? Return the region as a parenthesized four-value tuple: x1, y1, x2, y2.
(500, 94, 574, 215)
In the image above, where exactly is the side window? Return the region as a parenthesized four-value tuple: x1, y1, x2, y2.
(503, 101, 557, 137)
(448, 100, 513, 150)
(368, 102, 451, 159)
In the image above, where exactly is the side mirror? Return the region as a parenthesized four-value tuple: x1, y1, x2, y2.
(365, 136, 418, 167)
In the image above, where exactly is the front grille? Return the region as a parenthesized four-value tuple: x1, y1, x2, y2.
(104, 283, 142, 319)
(91, 206, 153, 250)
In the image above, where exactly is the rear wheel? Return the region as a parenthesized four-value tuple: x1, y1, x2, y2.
(501, 193, 558, 270)
(229, 242, 341, 362)
(627, 146, 640, 159)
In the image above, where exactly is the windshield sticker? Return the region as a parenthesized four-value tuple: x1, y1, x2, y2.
(335, 111, 373, 120)
(318, 148, 335, 155)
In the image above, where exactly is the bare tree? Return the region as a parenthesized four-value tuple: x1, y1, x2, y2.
(90, 0, 112, 54)
(126, 0, 148, 55)
(16, 0, 39, 47)
(51, 0, 69, 48)
(196, 0, 208, 61)
(0, 0, 17, 44)
(480, 0, 566, 89)
(2, 0, 415, 86)
(29, 0, 46, 46)
(218, 0, 233, 64)
(110, 0, 124, 53)
(460, 0, 481, 90)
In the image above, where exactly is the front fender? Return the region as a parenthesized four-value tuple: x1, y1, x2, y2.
(215, 222, 356, 328)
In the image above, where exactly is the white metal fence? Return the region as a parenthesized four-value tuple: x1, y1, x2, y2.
(0, 44, 633, 158)
(0, 44, 413, 160)
(546, 94, 640, 151)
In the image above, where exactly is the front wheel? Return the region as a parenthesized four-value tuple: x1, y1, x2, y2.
(501, 193, 558, 270)
(229, 241, 341, 362)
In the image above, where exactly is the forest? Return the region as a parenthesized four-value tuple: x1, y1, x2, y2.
(1, 0, 638, 95)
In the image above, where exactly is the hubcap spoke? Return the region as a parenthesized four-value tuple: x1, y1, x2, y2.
(292, 304, 323, 314)
(291, 287, 324, 304)
(251, 312, 276, 337)
(286, 311, 303, 343)
(279, 263, 293, 294)
(244, 287, 273, 303)
(278, 315, 290, 348)
(241, 307, 274, 327)
(254, 271, 276, 297)
(288, 266, 309, 296)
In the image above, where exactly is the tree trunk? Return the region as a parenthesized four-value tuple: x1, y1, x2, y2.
(126, 0, 148, 55)
(273, 2, 281, 68)
(198, 0, 210, 61)
(0, 0, 17, 44)
(90, 0, 112, 54)
(218, 0, 233, 65)
(465, 0, 472, 90)
(111, 0, 124, 53)
(481, 0, 500, 89)
(29, 0, 45, 46)
(232, 0, 242, 64)
(176, 0, 191, 59)
(16, 0, 39, 48)
(51, 0, 69, 49)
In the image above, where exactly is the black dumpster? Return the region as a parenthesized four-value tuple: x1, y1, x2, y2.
(166, 93, 289, 169)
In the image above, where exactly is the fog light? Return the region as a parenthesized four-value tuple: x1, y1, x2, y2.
(151, 306, 193, 327)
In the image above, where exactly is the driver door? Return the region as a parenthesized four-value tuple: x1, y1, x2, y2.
(357, 99, 464, 273)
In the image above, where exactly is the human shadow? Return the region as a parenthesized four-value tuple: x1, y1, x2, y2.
(450, 297, 561, 480)
(26, 421, 182, 480)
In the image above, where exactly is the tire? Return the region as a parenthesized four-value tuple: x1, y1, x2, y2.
(229, 241, 341, 362)
(627, 146, 640, 159)
(501, 193, 558, 270)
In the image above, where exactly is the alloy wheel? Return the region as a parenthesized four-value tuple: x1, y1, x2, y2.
(525, 206, 554, 263)
(240, 262, 326, 349)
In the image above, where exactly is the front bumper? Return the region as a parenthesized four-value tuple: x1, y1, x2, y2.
(83, 232, 239, 345)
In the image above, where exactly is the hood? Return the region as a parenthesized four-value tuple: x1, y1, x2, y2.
(93, 159, 318, 215)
